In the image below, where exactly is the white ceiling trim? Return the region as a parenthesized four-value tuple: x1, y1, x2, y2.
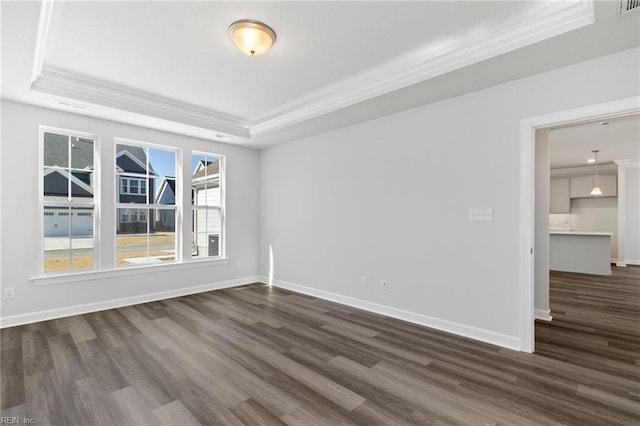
(250, 0, 595, 135)
(31, 0, 53, 85)
(30, 0, 594, 140)
(32, 66, 249, 138)
(550, 163, 617, 176)
(30, 0, 248, 138)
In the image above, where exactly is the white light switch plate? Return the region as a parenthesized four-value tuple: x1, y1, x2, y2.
(468, 208, 493, 221)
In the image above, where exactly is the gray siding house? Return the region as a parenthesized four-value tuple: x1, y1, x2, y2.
(43, 140, 159, 236)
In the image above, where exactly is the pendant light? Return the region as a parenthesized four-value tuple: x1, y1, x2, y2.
(590, 150, 603, 196)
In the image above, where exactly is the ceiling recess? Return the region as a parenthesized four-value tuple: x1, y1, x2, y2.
(618, 0, 640, 15)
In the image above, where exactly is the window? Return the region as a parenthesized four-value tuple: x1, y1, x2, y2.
(115, 140, 177, 267)
(192, 152, 224, 258)
(120, 177, 146, 195)
(41, 129, 97, 273)
(119, 209, 147, 223)
(38, 131, 226, 278)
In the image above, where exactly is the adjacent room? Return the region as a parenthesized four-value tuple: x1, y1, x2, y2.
(1, 1, 639, 424)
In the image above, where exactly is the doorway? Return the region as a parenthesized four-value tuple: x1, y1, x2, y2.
(519, 96, 640, 353)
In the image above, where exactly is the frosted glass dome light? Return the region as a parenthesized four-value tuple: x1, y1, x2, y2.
(229, 20, 276, 56)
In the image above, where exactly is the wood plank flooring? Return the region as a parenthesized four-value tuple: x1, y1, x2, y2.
(1, 269, 639, 425)
(536, 265, 640, 380)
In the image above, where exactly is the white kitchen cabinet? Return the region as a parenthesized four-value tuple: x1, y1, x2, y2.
(570, 174, 617, 198)
(550, 177, 570, 213)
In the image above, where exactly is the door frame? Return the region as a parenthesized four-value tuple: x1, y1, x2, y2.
(519, 96, 640, 353)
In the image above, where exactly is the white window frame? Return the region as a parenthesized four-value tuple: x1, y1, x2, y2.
(39, 126, 100, 274)
(114, 138, 180, 267)
(191, 151, 225, 260)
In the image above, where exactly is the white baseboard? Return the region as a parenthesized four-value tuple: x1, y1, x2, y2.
(613, 259, 640, 267)
(0, 276, 262, 328)
(534, 308, 553, 322)
(259, 276, 521, 352)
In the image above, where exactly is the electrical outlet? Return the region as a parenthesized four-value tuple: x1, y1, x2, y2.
(361, 275, 368, 286)
(4, 287, 15, 299)
(381, 280, 388, 290)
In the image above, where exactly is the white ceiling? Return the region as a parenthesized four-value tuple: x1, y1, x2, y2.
(1, 1, 639, 149)
(44, 1, 531, 119)
(549, 113, 640, 169)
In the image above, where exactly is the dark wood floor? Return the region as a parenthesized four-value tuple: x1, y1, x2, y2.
(536, 266, 640, 379)
(1, 268, 639, 425)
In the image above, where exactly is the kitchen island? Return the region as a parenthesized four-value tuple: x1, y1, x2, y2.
(549, 231, 612, 275)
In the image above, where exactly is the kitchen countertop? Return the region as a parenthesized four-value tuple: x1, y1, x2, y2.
(549, 230, 613, 236)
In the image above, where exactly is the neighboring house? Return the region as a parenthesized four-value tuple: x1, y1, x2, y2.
(154, 177, 176, 231)
(43, 142, 159, 236)
(115, 148, 157, 234)
(191, 160, 221, 256)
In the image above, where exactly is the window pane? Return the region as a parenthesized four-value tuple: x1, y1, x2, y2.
(43, 168, 69, 199)
(70, 170, 94, 199)
(44, 253, 70, 273)
(150, 208, 175, 262)
(117, 176, 145, 204)
(154, 208, 176, 233)
(149, 149, 175, 179)
(153, 177, 175, 205)
(43, 132, 69, 168)
(70, 137, 94, 170)
(116, 144, 148, 177)
(191, 155, 220, 206)
(116, 208, 149, 267)
(192, 208, 221, 258)
(43, 206, 71, 272)
(150, 149, 175, 205)
(71, 207, 94, 270)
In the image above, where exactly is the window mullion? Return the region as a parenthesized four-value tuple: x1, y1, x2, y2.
(67, 205, 72, 269)
(67, 135, 72, 202)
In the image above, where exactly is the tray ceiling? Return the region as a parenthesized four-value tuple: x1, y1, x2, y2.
(2, 1, 639, 148)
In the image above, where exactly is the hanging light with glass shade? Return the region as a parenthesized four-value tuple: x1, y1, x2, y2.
(590, 150, 603, 196)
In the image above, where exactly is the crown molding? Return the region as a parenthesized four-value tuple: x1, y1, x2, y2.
(250, 0, 595, 135)
(551, 163, 617, 177)
(31, 66, 250, 138)
(31, 0, 54, 84)
(30, 0, 594, 140)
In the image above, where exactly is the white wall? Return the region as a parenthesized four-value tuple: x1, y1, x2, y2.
(259, 48, 639, 349)
(0, 101, 260, 324)
(625, 166, 640, 264)
(534, 129, 550, 319)
(571, 197, 618, 259)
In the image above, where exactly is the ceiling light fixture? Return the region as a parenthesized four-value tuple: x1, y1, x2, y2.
(229, 20, 276, 57)
(590, 149, 602, 196)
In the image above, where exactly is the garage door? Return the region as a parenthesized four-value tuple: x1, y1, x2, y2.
(44, 208, 94, 237)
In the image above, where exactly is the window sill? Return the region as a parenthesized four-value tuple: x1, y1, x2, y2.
(32, 258, 229, 286)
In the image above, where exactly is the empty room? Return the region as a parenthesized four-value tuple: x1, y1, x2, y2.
(1, 1, 639, 425)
